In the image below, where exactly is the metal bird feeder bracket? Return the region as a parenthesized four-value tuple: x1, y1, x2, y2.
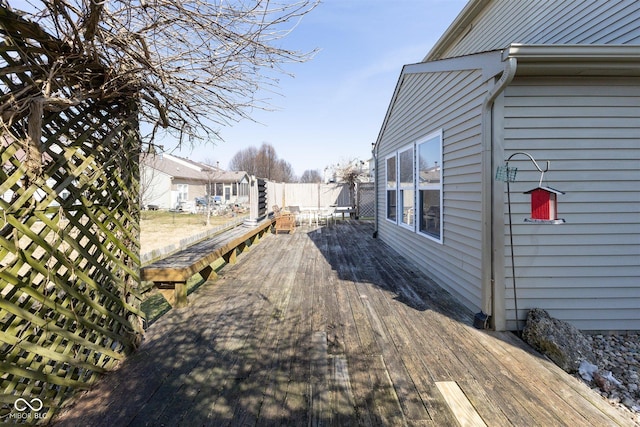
(494, 151, 566, 333)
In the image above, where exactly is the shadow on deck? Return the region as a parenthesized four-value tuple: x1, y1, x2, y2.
(53, 221, 633, 426)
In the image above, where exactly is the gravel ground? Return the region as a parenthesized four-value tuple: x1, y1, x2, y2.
(578, 333, 640, 424)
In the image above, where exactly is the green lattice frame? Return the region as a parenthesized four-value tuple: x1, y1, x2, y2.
(1, 8, 144, 422)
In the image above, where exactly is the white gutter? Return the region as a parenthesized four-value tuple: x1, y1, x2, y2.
(480, 56, 517, 328)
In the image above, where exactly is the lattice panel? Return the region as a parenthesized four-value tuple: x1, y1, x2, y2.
(1, 9, 144, 423)
(356, 182, 375, 218)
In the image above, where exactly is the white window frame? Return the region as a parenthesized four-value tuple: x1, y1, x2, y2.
(385, 154, 397, 223)
(176, 183, 188, 202)
(398, 144, 415, 231)
(416, 130, 443, 243)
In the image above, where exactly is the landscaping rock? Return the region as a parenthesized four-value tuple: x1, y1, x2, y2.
(522, 308, 595, 373)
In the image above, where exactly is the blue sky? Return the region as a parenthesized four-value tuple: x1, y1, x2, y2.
(174, 0, 469, 176)
(11, 0, 468, 176)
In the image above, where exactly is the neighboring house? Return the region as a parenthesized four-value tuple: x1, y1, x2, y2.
(373, 0, 640, 332)
(140, 153, 250, 209)
(1, 136, 71, 207)
(212, 170, 251, 205)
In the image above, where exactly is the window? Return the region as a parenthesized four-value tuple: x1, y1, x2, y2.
(386, 155, 396, 221)
(417, 131, 442, 241)
(239, 182, 249, 197)
(176, 184, 188, 202)
(398, 146, 414, 227)
(386, 130, 442, 242)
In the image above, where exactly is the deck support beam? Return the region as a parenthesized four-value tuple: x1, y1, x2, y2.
(223, 248, 237, 264)
(174, 282, 188, 308)
(199, 265, 218, 282)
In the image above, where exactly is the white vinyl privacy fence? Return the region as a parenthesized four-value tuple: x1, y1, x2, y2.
(266, 182, 352, 212)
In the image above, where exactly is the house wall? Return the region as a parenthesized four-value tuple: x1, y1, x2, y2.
(436, 0, 640, 60)
(171, 179, 207, 206)
(141, 167, 172, 209)
(499, 76, 640, 331)
(376, 66, 491, 313)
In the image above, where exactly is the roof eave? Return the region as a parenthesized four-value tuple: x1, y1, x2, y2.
(504, 44, 640, 76)
(424, 0, 492, 62)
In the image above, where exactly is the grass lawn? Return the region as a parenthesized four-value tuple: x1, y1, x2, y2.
(140, 209, 248, 254)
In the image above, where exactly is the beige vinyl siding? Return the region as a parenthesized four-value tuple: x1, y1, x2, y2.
(438, 0, 640, 60)
(501, 76, 640, 331)
(377, 67, 487, 312)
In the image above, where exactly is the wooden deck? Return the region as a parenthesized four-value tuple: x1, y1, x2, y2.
(54, 221, 633, 426)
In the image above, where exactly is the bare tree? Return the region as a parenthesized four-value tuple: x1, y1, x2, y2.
(229, 142, 294, 182)
(300, 169, 322, 183)
(4, 0, 319, 148)
(334, 159, 368, 216)
(229, 146, 259, 176)
(276, 158, 295, 182)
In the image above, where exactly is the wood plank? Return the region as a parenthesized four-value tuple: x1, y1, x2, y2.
(377, 308, 459, 426)
(435, 381, 487, 427)
(367, 354, 406, 426)
(329, 355, 357, 424)
(148, 236, 287, 426)
(266, 232, 311, 426)
(251, 237, 306, 426)
(310, 331, 330, 426)
(331, 267, 376, 426)
(226, 233, 303, 426)
(54, 222, 635, 427)
(359, 292, 430, 422)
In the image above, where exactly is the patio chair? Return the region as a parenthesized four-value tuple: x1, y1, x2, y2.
(287, 206, 302, 225)
(274, 205, 295, 234)
(317, 207, 335, 227)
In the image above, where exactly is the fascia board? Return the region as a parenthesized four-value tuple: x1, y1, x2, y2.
(405, 50, 504, 81)
(503, 44, 640, 75)
(504, 44, 640, 61)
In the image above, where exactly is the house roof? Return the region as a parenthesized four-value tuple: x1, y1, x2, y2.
(141, 153, 215, 181)
(141, 153, 250, 183)
(215, 170, 250, 184)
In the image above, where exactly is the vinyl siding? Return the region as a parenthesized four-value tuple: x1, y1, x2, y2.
(141, 168, 172, 209)
(376, 67, 488, 313)
(438, 0, 640, 60)
(500, 76, 640, 331)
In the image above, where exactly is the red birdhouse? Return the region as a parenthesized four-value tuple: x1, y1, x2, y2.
(523, 186, 565, 222)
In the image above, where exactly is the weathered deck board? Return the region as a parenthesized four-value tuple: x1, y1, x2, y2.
(54, 221, 635, 427)
(141, 218, 274, 283)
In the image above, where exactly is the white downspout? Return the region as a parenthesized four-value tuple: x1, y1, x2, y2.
(480, 56, 517, 329)
(372, 143, 379, 238)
